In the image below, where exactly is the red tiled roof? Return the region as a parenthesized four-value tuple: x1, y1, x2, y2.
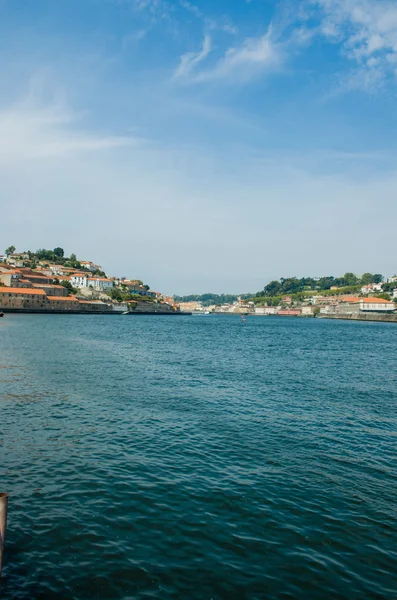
(0, 287, 46, 295)
(47, 296, 78, 301)
(362, 297, 393, 304)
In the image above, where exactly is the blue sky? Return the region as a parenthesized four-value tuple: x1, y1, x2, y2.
(1, 0, 397, 294)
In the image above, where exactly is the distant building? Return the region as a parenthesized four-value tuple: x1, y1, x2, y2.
(0, 254, 6, 262)
(86, 277, 114, 291)
(71, 274, 88, 288)
(278, 309, 301, 316)
(0, 270, 22, 287)
(359, 298, 395, 313)
(361, 283, 383, 295)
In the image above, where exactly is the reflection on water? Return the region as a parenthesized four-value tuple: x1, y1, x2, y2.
(1, 314, 397, 599)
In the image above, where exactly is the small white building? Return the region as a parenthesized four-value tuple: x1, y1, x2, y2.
(86, 277, 114, 291)
(361, 283, 383, 295)
(0, 254, 6, 262)
(71, 274, 88, 288)
(255, 306, 278, 315)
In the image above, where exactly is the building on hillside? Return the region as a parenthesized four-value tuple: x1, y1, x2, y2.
(282, 296, 292, 304)
(361, 283, 383, 294)
(31, 284, 69, 297)
(80, 261, 102, 272)
(0, 287, 47, 309)
(6, 254, 28, 267)
(387, 276, 397, 283)
(301, 306, 315, 316)
(0, 254, 6, 262)
(393, 289, 397, 299)
(86, 277, 114, 291)
(0, 270, 22, 287)
(359, 298, 395, 312)
(22, 273, 54, 285)
(71, 274, 88, 288)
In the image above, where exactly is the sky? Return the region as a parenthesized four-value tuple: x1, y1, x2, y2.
(1, 0, 397, 294)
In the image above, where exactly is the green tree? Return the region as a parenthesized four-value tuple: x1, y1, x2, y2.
(373, 274, 384, 284)
(53, 247, 64, 258)
(313, 307, 321, 317)
(341, 272, 359, 287)
(60, 280, 78, 295)
(361, 273, 375, 285)
(5, 245, 16, 256)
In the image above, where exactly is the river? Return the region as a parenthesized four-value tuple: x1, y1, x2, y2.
(1, 314, 396, 599)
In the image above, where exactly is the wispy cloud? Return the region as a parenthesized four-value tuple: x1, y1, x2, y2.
(174, 35, 211, 78)
(176, 26, 283, 83)
(0, 102, 136, 166)
(313, 0, 397, 88)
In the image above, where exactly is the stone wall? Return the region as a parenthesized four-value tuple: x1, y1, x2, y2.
(320, 313, 397, 324)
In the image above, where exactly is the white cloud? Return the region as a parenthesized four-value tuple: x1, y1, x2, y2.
(181, 26, 283, 83)
(0, 103, 135, 166)
(313, 0, 397, 87)
(174, 35, 211, 78)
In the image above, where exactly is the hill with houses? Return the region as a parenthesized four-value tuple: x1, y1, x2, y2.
(0, 247, 177, 314)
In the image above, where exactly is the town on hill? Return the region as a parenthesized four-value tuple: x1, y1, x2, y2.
(175, 273, 397, 321)
(0, 246, 178, 314)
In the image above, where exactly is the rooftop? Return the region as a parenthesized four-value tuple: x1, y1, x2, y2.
(0, 287, 46, 295)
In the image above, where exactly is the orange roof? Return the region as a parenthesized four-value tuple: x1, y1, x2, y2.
(24, 274, 52, 280)
(362, 297, 393, 304)
(47, 296, 78, 301)
(0, 287, 46, 295)
(78, 300, 103, 304)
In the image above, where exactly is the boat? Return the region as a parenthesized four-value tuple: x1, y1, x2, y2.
(0, 311, 4, 318)
(241, 314, 246, 323)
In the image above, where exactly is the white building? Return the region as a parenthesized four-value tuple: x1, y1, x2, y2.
(0, 254, 6, 262)
(86, 277, 114, 291)
(361, 283, 383, 295)
(71, 274, 88, 288)
(359, 298, 395, 312)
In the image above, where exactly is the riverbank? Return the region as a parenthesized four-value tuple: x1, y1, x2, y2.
(319, 313, 397, 323)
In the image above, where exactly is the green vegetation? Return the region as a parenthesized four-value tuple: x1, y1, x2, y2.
(174, 293, 251, 307)
(57, 280, 78, 295)
(255, 273, 383, 298)
(5, 245, 16, 256)
(250, 284, 363, 306)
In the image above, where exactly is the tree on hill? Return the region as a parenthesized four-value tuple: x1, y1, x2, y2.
(5, 245, 16, 256)
(53, 247, 64, 258)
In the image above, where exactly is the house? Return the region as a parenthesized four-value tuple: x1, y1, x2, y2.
(86, 277, 114, 291)
(0, 270, 22, 287)
(71, 274, 88, 288)
(359, 298, 395, 313)
(278, 309, 301, 316)
(80, 261, 99, 272)
(301, 306, 315, 316)
(0, 254, 6, 262)
(6, 253, 28, 267)
(255, 306, 278, 315)
(282, 296, 292, 304)
(361, 283, 383, 295)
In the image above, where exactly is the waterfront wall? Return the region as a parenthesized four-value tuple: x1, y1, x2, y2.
(320, 313, 397, 324)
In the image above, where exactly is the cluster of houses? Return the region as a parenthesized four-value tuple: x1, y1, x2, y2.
(0, 252, 175, 313)
(180, 279, 397, 318)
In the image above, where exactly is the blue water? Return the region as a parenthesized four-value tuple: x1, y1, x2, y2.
(1, 314, 397, 599)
